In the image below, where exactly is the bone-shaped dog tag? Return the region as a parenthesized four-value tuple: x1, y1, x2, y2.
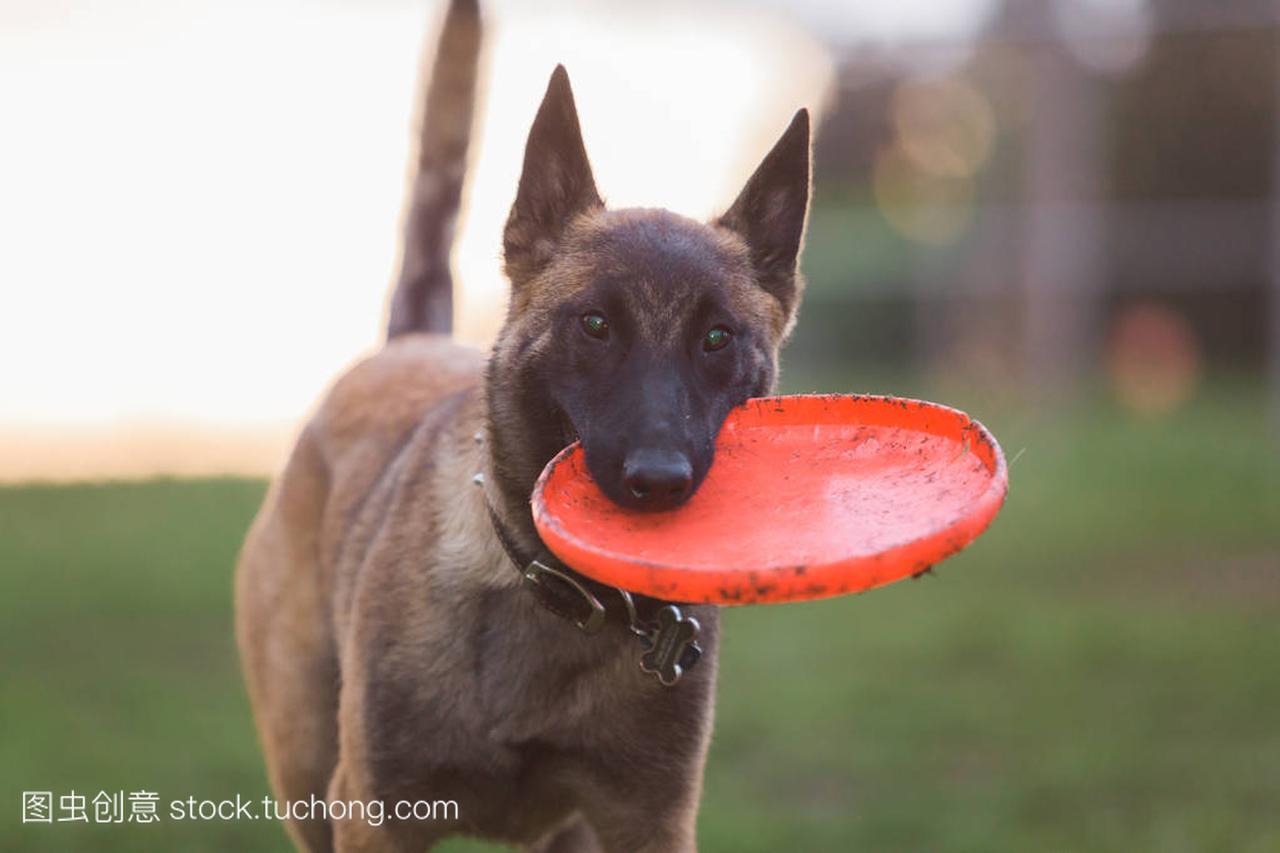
(640, 605, 702, 686)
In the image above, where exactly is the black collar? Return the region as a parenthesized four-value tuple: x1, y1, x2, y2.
(484, 500, 703, 686)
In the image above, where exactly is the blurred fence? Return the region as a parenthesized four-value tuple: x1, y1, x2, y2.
(786, 0, 1279, 424)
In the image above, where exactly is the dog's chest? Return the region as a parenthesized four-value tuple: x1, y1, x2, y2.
(361, 604, 652, 838)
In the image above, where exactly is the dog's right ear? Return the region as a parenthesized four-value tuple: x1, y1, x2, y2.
(716, 109, 811, 329)
(503, 65, 602, 288)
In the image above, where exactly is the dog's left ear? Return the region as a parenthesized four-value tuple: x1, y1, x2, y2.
(504, 65, 603, 288)
(716, 109, 811, 326)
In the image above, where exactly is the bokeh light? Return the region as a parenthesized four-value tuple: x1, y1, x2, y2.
(873, 76, 996, 246)
(1054, 0, 1153, 75)
(873, 142, 975, 245)
(892, 77, 995, 178)
(1106, 301, 1202, 417)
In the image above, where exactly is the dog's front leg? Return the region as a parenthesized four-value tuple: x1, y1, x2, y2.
(327, 758, 449, 853)
(580, 786, 700, 853)
(326, 760, 399, 853)
(575, 685, 717, 852)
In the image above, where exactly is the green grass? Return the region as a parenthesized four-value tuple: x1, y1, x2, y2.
(2, 387, 1278, 851)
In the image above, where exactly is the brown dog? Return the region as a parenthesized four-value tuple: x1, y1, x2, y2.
(235, 0, 811, 849)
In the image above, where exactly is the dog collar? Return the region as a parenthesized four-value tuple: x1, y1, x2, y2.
(481, 491, 703, 687)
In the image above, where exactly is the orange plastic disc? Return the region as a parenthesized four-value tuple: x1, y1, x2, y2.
(531, 394, 1008, 605)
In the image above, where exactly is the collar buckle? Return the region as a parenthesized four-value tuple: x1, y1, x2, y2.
(521, 559, 607, 634)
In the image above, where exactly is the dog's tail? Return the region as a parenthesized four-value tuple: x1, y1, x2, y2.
(387, 0, 482, 339)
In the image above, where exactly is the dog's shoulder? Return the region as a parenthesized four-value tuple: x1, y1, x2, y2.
(314, 333, 484, 456)
(277, 333, 484, 574)
(261, 333, 487, 624)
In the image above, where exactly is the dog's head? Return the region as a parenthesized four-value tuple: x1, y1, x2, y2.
(492, 66, 810, 511)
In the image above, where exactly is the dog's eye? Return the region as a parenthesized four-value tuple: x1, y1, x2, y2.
(703, 326, 733, 352)
(581, 312, 609, 339)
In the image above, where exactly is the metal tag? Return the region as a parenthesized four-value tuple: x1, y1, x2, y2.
(640, 605, 702, 686)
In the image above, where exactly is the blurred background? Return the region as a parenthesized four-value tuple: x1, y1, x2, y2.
(2, 0, 1278, 850)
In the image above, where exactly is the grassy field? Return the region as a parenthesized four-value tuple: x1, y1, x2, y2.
(2, 385, 1278, 851)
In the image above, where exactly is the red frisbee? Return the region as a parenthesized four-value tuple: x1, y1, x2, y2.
(531, 394, 1008, 605)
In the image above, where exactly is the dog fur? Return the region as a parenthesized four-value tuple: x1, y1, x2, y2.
(235, 1, 812, 849)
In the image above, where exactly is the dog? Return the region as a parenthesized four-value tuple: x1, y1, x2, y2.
(235, 0, 811, 849)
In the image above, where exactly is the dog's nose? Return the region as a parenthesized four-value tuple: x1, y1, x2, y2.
(622, 449, 693, 510)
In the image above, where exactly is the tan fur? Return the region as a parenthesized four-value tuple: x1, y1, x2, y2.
(237, 334, 718, 852)
(236, 335, 492, 850)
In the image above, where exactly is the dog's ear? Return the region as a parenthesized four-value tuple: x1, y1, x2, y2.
(503, 65, 602, 287)
(716, 109, 811, 324)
